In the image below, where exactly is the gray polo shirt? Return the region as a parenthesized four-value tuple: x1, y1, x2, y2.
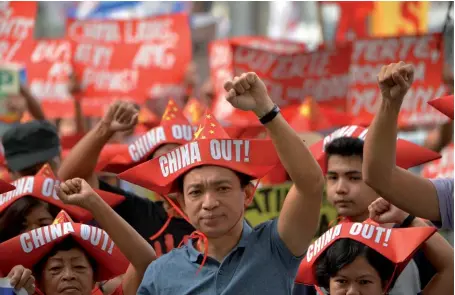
(430, 178, 454, 230)
(137, 219, 303, 295)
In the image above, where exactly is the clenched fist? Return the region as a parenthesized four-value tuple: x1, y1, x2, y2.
(368, 197, 408, 225)
(55, 178, 99, 211)
(102, 101, 139, 133)
(377, 61, 414, 105)
(224, 72, 275, 117)
(7, 265, 35, 295)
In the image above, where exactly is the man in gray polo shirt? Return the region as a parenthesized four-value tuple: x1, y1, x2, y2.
(123, 72, 325, 295)
(363, 61, 454, 230)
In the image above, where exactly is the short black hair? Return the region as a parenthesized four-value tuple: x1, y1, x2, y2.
(176, 166, 253, 193)
(315, 239, 396, 290)
(325, 137, 364, 160)
(34, 237, 97, 282)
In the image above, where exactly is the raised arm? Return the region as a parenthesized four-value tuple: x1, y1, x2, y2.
(369, 198, 454, 295)
(20, 84, 46, 121)
(224, 72, 325, 257)
(362, 62, 444, 221)
(57, 101, 138, 188)
(56, 178, 156, 295)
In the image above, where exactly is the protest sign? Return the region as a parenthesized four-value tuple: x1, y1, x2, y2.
(348, 33, 447, 127)
(209, 37, 352, 120)
(67, 13, 192, 117)
(422, 143, 454, 179)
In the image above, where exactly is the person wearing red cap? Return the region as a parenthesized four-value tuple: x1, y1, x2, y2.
(121, 72, 325, 294)
(294, 198, 453, 295)
(363, 62, 454, 231)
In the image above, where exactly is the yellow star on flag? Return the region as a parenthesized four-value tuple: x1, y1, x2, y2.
(209, 130, 214, 134)
(194, 126, 204, 139)
(300, 104, 311, 117)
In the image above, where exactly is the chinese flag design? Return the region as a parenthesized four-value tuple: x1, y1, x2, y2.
(36, 163, 56, 178)
(52, 210, 74, 225)
(161, 99, 190, 126)
(183, 98, 206, 125)
(194, 113, 230, 140)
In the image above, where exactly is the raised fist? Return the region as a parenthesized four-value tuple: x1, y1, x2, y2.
(55, 178, 98, 211)
(368, 197, 408, 225)
(223, 72, 274, 117)
(7, 265, 35, 295)
(377, 61, 414, 104)
(102, 101, 139, 132)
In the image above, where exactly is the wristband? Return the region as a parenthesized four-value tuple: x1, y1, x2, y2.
(400, 214, 416, 228)
(259, 104, 280, 125)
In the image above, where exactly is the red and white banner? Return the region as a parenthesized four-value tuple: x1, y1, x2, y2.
(421, 143, 454, 179)
(210, 37, 352, 121)
(67, 13, 192, 117)
(347, 33, 447, 128)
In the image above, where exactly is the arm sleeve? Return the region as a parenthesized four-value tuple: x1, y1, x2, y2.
(137, 263, 158, 295)
(430, 178, 454, 230)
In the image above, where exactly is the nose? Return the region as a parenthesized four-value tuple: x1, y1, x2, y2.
(335, 178, 349, 195)
(201, 191, 219, 211)
(61, 266, 76, 281)
(345, 284, 361, 295)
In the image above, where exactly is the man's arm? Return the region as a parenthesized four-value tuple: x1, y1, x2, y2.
(224, 72, 325, 257)
(362, 62, 443, 221)
(20, 85, 46, 120)
(58, 101, 138, 188)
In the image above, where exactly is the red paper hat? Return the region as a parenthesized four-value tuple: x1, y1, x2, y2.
(102, 99, 196, 174)
(0, 179, 15, 194)
(118, 112, 280, 195)
(183, 98, 206, 125)
(295, 220, 436, 292)
(0, 164, 125, 222)
(287, 97, 354, 132)
(138, 107, 160, 129)
(310, 125, 442, 173)
(0, 210, 129, 282)
(428, 95, 454, 120)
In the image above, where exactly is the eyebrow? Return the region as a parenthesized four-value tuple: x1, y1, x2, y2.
(186, 179, 232, 189)
(327, 170, 361, 175)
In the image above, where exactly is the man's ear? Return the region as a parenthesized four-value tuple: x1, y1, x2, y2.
(243, 183, 255, 208)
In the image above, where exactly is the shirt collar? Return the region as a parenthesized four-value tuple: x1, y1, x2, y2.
(187, 220, 252, 263)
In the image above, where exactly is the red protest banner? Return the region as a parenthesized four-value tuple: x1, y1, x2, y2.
(210, 37, 352, 121)
(347, 34, 447, 128)
(421, 143, 454, 179)
(67, 13, 191, 117)
(0, 1, 36, 62)
(27, 39, 74, 119)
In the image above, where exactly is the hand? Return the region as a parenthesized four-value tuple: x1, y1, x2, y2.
(55, 178, 99, 211)
(377, 61, 414, 104)
(7, 265, 35, 295)
(368, 197, 408, 225)
(224, 72, 275, 117)
(102, 101, 138, 132)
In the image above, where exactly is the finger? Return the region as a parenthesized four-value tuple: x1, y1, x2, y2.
(59, 182, 72, 196)
(9, 267, 22, 287)
(233, 77, 245, 94)
(55, 185, 69, 202)
(64, 179, 79, 194)
(398, 64, 414, 82)
(113, 102, 126, 121)
(126, 114, 139, 129)
(15, 268, 32, 290)
(384, 64, 396, 86)
(246, 72, 257, 84)
(24, 276, 35, 295)
(377, 65, 387, 84)
(105, 101, 120, 121)
(239, 74, 251, 90)
(224, 80, 234, 92)
(226, 89, 237, 101)
(72, 178, 83, 190)
(117, 108, 132, 124)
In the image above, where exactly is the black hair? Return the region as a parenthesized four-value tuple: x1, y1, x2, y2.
(325, 137, 364, 160)
(315, 239, 396, 290)
(34, 237, 97, 283)
(0, 196, 60, 243)
(176, 166, 253, 194)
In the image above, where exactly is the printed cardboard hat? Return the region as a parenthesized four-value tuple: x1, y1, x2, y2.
(310, 125, 442, 173)
(102, 99, 196, 174)
(428, 95, 454, 120)
(0, 210, 129, 282)
(183, 97, 206, 125)
(118, 112, 280, 195)
(295, 220, 436, 292)
(0, 164, 125, 222)
(137, 107, 160, 129)
(285, 97, 354, 132)
(0, 179, 14, 194)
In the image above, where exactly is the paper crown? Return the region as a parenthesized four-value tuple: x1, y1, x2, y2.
(183, 98, 206, 125)
(309, 125, 441, 173)
(0, 210, 129, 282)
(102, 99, 197, 174)
(118, 112, 280, 195)
(428, 95, 454, 120)
(0, 178, 15, 194)
(0, 164, 125, 222)
(295, 220, 436, 291)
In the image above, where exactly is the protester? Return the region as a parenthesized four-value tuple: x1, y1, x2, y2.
(362, 62, 454, 230)
(59, 99, 195, 254)
(119, 72, 325, 294)
(295, 198, 453, 295)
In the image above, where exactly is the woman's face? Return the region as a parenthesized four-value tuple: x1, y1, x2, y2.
(41, 248, 94, 295)
(329, 256, 384, 295)
(22, 203, 54, 232)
